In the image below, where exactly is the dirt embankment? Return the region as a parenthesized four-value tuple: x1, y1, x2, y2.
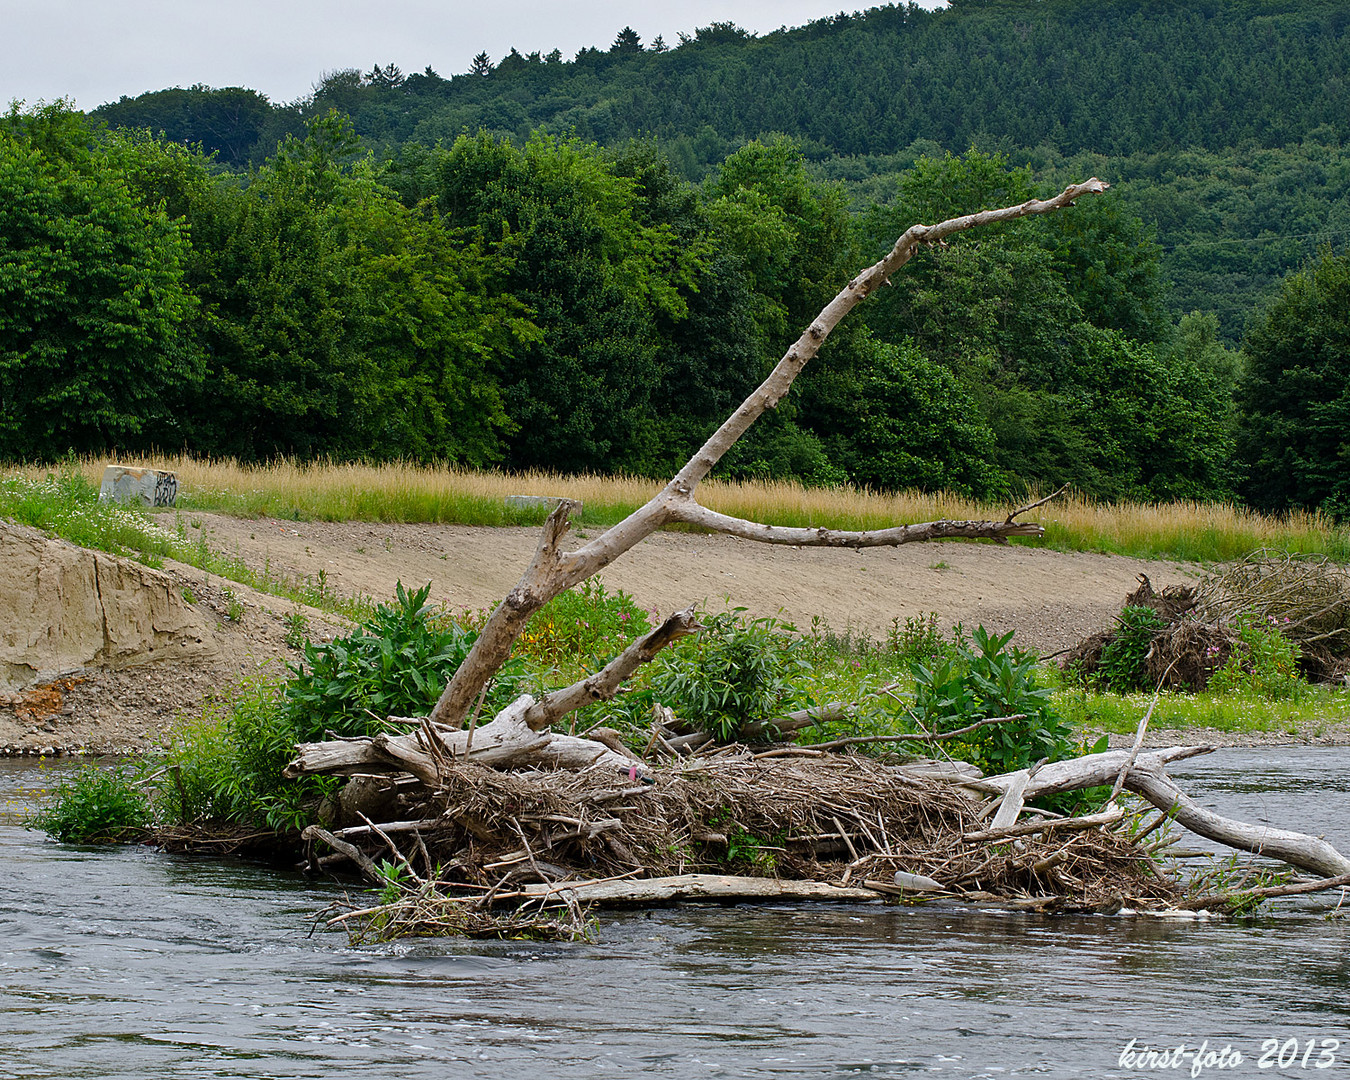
(4, 513, 1346, 754)
(0, 519, 344, 755)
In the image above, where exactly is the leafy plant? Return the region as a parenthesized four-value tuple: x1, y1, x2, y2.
(650, 609, 812, 742)
(283, 609, 310, 650)
(1208, 611, 1306, 700)
(512, 579, 651, 671)
(725, 826, 785, 873)
(284, 582, 523, 743)
(222, 586, 245, 622)
(1095, 605, 1169, 693)
(157, 668, 337, 832)
(375, 859, 412, 905)
(886, 611, 952, 666)
(910, 625, 1073, 774)
(29, 763, 152, 843)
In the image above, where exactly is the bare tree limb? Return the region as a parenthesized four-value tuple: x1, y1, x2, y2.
(970, 747, 1350, 879)
(521, 609, 701, 730)
(1179, 872, 1350, 910)
(1125, 763, 1350, 879)
(796, 713, 1025, 752)
(665, 504, 1047, 548)
(423, 180, 1107, 730)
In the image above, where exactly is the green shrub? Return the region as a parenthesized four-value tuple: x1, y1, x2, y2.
(29, 763, 152, 843)
(156, 668, 338, 832)
(514, 579, 651, 671)
(285, 581, 523, 742)
(648, 609, 811, 742)
(886, 611, 954, 666)
(1095, 604, 1169, 692)
(910, 626, 1074, 774)
(1208, 611, 1306, 700)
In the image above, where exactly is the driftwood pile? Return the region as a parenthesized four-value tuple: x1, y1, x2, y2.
(300, 740, 1350, 942)
(1067, 553, 1350, 690)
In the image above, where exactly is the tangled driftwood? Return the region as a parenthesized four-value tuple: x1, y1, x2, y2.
(1067, 556, 1350, 690)
(304, 742, 1350, 941)
(279, 184, 1350, 938)
(1197, 550, 1350, 678)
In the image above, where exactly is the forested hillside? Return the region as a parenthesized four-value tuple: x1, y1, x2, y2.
(4, 0, 1348, 517)
(91, 0, 1350, 343)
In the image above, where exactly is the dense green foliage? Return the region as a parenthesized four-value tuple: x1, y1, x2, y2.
(5, 0, 1349, 515)
(1238, 249, 1350, 517)
(284, 582, 523, 741)
(28, 762, 151, 842)
(910, 626, 1075, 774)
(0, 105, 199, 459)
(96, 2, 1350, 167)
(1093, 605, 1170, 693)
(649, 611, 812, 742)
(1207, 612, 1306, 699)
(89, 0, 1350, 341)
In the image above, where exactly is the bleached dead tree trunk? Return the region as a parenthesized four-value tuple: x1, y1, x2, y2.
(288, 180, 1109, 781)
(970, 748, 1350, 879)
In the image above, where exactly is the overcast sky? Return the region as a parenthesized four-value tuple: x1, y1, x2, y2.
(3, 1, 946, 111)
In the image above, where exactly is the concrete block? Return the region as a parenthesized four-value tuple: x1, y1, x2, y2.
(98, 465, 179, 508)
(504, 495, 580, 515)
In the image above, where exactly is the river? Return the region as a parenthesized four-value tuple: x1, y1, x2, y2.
(1, 749, 1346, 1079)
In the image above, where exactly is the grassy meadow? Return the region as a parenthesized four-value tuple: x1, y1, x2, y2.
(10, 454, 1347, 564)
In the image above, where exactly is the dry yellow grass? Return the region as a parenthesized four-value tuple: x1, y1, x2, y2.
(14, 454, 1346, 562)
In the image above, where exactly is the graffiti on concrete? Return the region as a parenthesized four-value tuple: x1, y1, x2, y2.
(98, 466, 179, 508)
(152, 472, 179, 507)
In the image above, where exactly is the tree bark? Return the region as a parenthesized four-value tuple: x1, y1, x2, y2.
(287, 695, 640, 785)
(520, 873, 880, 906)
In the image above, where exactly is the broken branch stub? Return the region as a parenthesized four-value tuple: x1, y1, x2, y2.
(426, 180, 1107, 730)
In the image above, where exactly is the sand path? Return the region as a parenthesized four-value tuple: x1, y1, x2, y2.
(194, 514, 1200, 655)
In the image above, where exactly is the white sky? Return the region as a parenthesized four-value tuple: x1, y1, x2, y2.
(2, 1, 946, 111)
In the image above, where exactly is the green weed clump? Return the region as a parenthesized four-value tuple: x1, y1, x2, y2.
(505, 579, 652, 677)
(652, 610, 812, 742)
(909, 626, 1077, 775)
(286, 581, 522, 742)
(158, 668, 334, 832)
(1207, 612, 1306, 701)
(1094, 605, 1169, 693)
(595, 608, 814, 742)
(28, 762, 152, 843)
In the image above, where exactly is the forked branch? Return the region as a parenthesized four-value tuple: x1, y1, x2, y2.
(415, 180, 1108, 728)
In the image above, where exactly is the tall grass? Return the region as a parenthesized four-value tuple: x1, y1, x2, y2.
(8, 454, 1347, 563)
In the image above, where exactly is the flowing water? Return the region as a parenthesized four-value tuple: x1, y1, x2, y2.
(1, 749, 1347, 1079)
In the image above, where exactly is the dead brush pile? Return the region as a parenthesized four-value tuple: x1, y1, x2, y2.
(1195, 549, 1350, 680)
(1066, 551, 1350, 690)
(310, 753, 1178, 941)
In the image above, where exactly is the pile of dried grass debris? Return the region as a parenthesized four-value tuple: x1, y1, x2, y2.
(1066, 551, 1350, 690)
(303, 744, 1329, 943)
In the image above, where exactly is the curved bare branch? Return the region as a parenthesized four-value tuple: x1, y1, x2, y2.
(426, 180, 1108, 729)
